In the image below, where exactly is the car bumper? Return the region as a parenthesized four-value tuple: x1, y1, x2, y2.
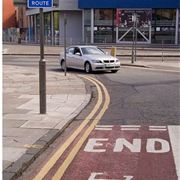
(91, 62, 120, 71)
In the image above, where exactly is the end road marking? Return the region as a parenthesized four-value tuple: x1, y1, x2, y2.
(62, 125, 178, 179)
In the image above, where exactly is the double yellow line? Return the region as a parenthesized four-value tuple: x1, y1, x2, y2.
(33, 76, 110, 180)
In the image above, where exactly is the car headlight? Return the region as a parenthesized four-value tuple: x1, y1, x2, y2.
(91, 60, 102, 63)
(116, 59, 120, 63)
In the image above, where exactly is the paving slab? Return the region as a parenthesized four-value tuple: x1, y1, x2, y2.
(3, 147, 27, 162)
(3, 119, 27, 128)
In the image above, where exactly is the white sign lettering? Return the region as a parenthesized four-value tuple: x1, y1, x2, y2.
(114, 138, 141, 152)
(32, 1, 49, 6)
(84, 138, 109, 152)
(124, 175, 134, 180)
(146, 138, 170, 153)
(88, 172, 134, 180)
(88, 172, 104, 180)
(84, 138, 170, 153)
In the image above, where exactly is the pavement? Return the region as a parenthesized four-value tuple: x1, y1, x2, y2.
(2, 44, 180, 180)
(3, 43, 180, 57)
(3, 65, 91, 179)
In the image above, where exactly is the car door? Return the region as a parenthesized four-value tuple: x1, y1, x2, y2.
(66, 47, 75, 68)
(72, 47, 84, 69)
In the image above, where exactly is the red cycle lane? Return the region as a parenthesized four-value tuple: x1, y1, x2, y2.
(62, 125, 177, 180)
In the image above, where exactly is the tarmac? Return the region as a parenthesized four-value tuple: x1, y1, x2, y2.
(2, 43, 180, 180)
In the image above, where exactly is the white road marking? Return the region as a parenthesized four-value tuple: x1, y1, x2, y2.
(123, 176, 134, 180)
(149, 129, 167, 131)
(121, 125, 141, 128)
(88, 172, 132, 180)
(121, 125, 140, 131)
(96, 125, 114, 128)
(95, 125, 114, 131)
(149, 126, 167, 129)
(95, 128, 113, 131)
(168, 126, 180, 179)
(149, 126, 167, 131)
(121, 128, 140, 131)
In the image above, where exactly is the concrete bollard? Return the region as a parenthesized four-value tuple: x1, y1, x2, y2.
(110, 47, 117, 57)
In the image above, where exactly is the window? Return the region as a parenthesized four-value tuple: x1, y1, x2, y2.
(152, 9, 176, 44)
(84, 9, 91, 43)
(94, 9, 113, 26)
(94, 9, 115, 43)
(68, 47, 75, 54)
(44, 12, 51, 45)
(74, 47, 81, 55)
(53, 11, 59, 45)
(81, 47, 104, 55)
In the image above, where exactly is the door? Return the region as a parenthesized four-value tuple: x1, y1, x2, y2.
(116, 10, 152, 43)
(71, 47, 84, 69)
(66, 47, 75, 68)
(67, 47, 85, 70)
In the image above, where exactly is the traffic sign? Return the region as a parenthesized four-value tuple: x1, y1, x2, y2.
(28, 0, 53, 8)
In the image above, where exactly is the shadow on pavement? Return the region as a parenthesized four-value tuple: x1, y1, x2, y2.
(49, 68, 115, 75)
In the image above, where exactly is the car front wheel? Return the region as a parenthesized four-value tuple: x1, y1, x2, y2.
(84, 62, 92, 73)
(61, 60, 65, 71)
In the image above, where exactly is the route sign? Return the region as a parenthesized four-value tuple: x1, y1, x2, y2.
(28, 0, 53, 8)
(27, 0, 53, 113)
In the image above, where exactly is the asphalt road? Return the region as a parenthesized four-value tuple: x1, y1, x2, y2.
(94, 67, 180, 125)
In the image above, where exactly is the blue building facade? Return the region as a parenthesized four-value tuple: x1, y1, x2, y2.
(24, 0, 180, 45)
(79, 0, 180, 9)
(79, 0, 180, 44)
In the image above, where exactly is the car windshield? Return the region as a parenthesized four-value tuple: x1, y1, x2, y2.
(81, 47, 105, 55)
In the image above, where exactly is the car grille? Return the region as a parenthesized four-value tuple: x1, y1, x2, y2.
(104, 60, 115, 63)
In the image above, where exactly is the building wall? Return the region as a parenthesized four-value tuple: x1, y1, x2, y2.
(59, 11, 82, 44)
(16, 7, 28, 28)
(3, 0, 16, 29)
(59, 0, 79, 10)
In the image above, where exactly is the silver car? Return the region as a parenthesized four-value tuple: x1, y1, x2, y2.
(60, 46, 120, 73)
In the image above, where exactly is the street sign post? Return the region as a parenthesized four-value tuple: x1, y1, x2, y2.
(131, 13, 137, 64)
(28, 0, 53, 114)
(39, 8, 46, 114)
(64, 14, 67, 76)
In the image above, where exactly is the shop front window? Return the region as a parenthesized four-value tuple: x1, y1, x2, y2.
(94, 9, 113, 26)
(54, 11, 59, 45)
(84, 9, 91, 43)
(152, 9, 176, 44)
(94, 9, 115, 43)
(179, 12, 180, 44)
(29, 15, 35, 42)
(36, 14, 40, 43)
(116, 10, 152, 43)
(44, 12, 51, 45)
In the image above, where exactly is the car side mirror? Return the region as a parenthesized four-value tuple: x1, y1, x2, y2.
(75, 52, 81, 56)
